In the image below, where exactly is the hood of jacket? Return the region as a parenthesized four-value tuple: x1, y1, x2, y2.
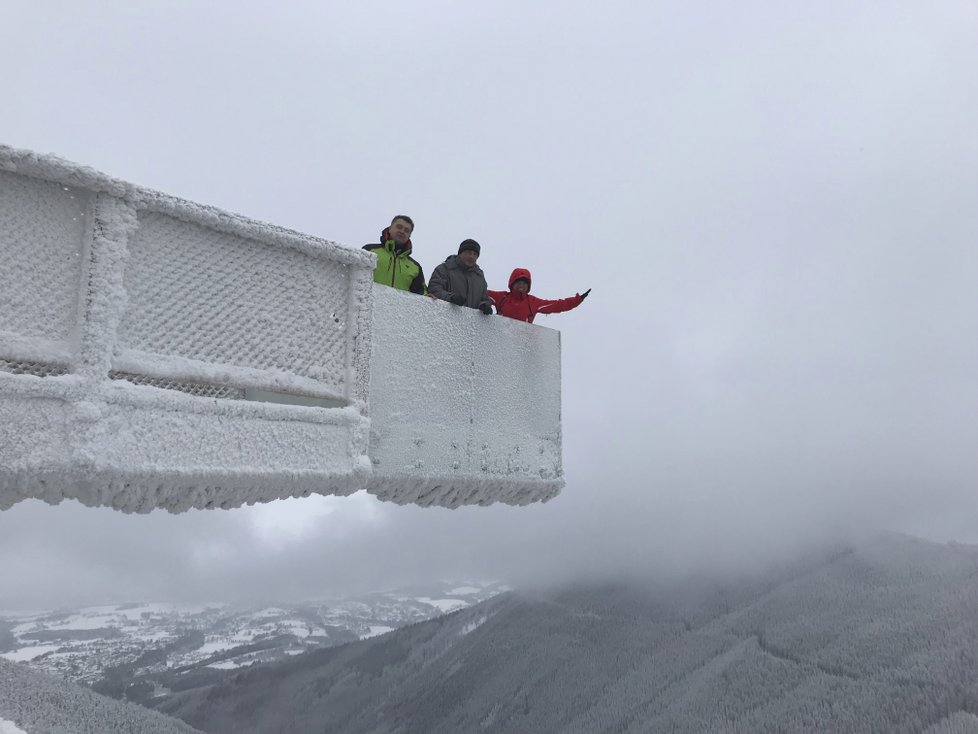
(381, 227, 413, 255)
(508, 267, 532, 291)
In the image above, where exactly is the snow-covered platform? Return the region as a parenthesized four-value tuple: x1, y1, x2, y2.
(368, 286, 562, 507)
(0, 144, 563, 512)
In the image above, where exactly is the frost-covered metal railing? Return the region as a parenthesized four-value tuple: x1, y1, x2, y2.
(367, 286, 563, 507)
(0, 145, 374, 512)
(0, 144, 563, 513)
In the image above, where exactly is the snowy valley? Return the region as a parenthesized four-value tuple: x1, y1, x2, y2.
(0, 582, 506, 702)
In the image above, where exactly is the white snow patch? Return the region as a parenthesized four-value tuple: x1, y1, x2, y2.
(47, 614, 119, 631)
(1, 644, 61, 661)
(206, 660, 250, 670)
(195, 640, 240, 656)
(361, 625, 394, 639)
(0, 718, 28, 734)
(460, 615, 489, 636)
(416, 598, 469, 613)
(133, 630, 174, 642)
(446, 586, 483, 595)
(281, 621, 312, 638)
(251, 607, 289, 618)
(86, 602, 217, 619)
(9, 622, 39, 636)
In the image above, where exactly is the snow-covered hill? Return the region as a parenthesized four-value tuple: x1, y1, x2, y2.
(0, 581, 505, 699)
(151, 535, 978, 734)
(0, 657, 201, 734)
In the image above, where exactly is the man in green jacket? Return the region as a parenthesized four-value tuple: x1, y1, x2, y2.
(363, 215, 427, 295)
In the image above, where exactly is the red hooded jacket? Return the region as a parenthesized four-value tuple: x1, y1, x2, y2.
(488, 268, 583, 323)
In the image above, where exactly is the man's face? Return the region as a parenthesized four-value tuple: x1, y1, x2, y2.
(389, 218, 413, 245)
(512, 279, 529, 294)
(458, 249, 479, 268)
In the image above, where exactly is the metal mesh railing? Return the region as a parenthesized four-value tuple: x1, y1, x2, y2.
(0, 358, 69, 377)
(108, 370, 245, 400)
(0, 170, 88, 341)
(117, 212, 351, 392)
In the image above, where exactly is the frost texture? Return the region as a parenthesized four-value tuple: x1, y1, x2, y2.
(0, 143, 563, 512)
(0, 658, 201, 733)
(367, 287, 563, 507)
(118, 211, 352, 394)
(923, 713, 978, 734)
(0, 144, 373, 513)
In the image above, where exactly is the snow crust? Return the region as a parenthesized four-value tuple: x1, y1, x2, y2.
(416, 598, 470, 613)
(0, 719, 27, 734)
(0, 645, 60, 663)
(0, 143, 563, 513)
(460, 615, 489, 636)
(361, 625, 395, 639)
(0, 657, 199, 733)
(447, 586, 483, 595)
(0, 144, 374, 512)
(367, 286, 563, 507)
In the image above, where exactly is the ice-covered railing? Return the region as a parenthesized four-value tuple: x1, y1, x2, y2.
(0, 145, 375, 512)
(0, 144, 563, 512)
(367, 286, 562, 507)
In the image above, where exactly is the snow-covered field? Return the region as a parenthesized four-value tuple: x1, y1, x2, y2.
(0, 718, 26, 734)
(0, 582, 509, 686)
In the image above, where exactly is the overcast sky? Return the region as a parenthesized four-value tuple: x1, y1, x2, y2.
(2, 1, 978, 609)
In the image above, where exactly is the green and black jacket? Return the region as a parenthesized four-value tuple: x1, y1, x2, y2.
(363, 228, 427, 295)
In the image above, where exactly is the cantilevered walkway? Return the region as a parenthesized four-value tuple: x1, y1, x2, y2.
(0, 144, 563, 512)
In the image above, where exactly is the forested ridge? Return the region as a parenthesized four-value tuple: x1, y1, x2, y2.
(0, 656, 201, 734)
(147, 534, 978, 733)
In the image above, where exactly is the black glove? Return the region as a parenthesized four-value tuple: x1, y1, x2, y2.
(479, 302, 493, 315)
(450, 293, 465, 306)
(579, 288, 591, 301)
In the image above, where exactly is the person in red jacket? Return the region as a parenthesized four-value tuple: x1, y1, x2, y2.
(488, 268, 590, 323)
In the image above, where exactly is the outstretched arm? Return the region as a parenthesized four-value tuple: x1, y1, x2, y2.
(533, 290, 588, 316)
(487, 289, 507, 307)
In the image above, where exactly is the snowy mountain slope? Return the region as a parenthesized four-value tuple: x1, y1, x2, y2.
(923, 712, 978, 734)
(151, 535, 978, 734)
(0, 582, 505, 700)
(0, 657, 201, 734)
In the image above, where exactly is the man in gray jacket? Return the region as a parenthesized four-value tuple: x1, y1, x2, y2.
(427, 239, 494, 314)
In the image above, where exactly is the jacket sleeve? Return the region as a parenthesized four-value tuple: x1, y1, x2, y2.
(475, 278, 492, 309)
(410, 268, 427, 295)
(532, 294, 583, 316)
(427, 265, 451, 301)
(487, 289, 507, 307)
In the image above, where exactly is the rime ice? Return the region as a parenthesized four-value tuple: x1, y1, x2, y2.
(0, 144, 563, 512)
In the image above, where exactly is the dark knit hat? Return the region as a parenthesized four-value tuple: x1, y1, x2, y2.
(458, 239, 481, 255)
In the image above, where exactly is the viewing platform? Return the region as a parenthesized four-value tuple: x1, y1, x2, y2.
(0, 144, 563, 512)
